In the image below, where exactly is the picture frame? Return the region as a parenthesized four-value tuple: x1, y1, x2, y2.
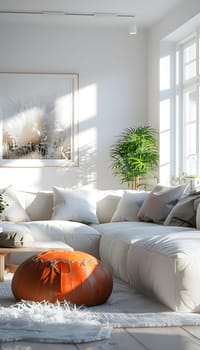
(0, 72, 79, 167)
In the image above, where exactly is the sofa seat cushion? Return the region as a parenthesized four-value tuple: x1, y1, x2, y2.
(92, 222, 193, 283)
(127, 231, 200, 312)
(1, 220, 101, 259)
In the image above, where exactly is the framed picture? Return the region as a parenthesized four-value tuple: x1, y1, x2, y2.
(0, 72, 79, 167)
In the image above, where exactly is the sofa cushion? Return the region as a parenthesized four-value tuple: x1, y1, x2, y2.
(111, 191, 148, 222)
(127, 231, 200, 312)
(137, 184, 186, 224)
(1, 220, 101, 259)
(93, 221, 192, 283)
(0, 188, 30, 222)
(51, 187, 99, 224)
(164, 191, 200, 227)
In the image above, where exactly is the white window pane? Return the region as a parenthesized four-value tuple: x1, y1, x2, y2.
(160, 99, 170, 131)
(185, 123, 196, 156)
(176, 95, 180, 175)
(184, 90, 197, 122)
(183, 42, 196, 63)
(159, 164, 170, 185)
(184, 61, 196, 81)
(160, 130, 170, 165)
(199, 87, 200, 117)
(183, 122, 197, 175)
(185, 156, 197, 175)
(160, 55, 170, 91)
(176, 50, 179, 85)
(199, 38, 200, 74)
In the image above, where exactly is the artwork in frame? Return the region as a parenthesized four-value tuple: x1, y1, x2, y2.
(0, 72, 79, 167)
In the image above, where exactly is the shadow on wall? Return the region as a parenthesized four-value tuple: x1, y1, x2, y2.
(35, 143, 97, 190)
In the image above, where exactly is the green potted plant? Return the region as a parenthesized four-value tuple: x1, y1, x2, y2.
(110, 126, 159, 189)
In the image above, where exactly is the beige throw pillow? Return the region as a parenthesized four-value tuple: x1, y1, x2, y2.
(111, 191, 149, 222)
(25, 191, 53, 220)
(96, 190, 123, 223)
(137, 184, 186, 224)
(51, 187, 99, 224)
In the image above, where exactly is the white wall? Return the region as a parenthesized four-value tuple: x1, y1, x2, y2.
(0, 17, 147, 190)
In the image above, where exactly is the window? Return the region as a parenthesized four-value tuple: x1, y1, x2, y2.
(159, 34, 200, 184)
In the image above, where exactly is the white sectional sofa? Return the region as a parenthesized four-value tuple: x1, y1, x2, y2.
(1, 184, 200, 313)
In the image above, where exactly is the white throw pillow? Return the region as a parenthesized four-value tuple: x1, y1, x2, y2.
(137, 184, 186, 224)
(0, 187, 30, 222)
(51, 187, 99, 224)
(111, 191, 149, 222)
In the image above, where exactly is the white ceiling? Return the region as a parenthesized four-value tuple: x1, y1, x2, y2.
(0, 0, 185, 28)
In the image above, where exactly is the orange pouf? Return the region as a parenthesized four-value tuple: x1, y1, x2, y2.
(11, 250, 113, 306)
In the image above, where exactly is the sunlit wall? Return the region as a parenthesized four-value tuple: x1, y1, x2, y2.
(0, 17, 148, 190)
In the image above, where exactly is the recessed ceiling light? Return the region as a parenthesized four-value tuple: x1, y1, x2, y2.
(129, 22, 137, 35)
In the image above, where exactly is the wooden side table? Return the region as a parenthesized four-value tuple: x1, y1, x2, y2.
(0, 247, 52, 281)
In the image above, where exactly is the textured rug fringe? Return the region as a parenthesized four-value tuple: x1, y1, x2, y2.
(0, 300, 112, 343)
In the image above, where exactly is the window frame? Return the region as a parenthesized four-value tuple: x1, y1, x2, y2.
(159, 33, 200, 184)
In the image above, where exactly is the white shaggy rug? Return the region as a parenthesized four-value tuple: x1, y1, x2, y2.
(0, 301, 112, 343)
(1, 275, 200, 343)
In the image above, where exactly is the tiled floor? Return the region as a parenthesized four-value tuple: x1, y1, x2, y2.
(2, 327, 200, 350)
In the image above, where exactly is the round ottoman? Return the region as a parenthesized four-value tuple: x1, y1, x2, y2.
(11, 250, 113, 306)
